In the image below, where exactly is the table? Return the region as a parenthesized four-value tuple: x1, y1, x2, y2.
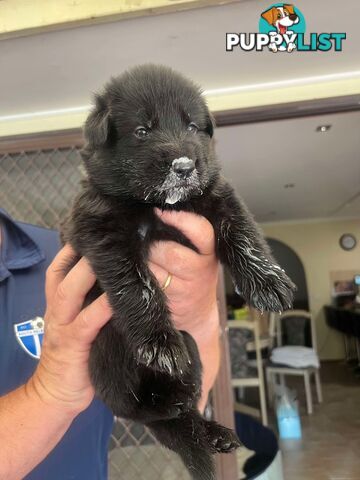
(324, 305, 360, 364)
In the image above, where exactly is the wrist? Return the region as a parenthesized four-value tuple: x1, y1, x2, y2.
(26, 372, 83, 420)
(186, 301, 220, 340)
(192, 304, 221, 412)
(0, 381, 76, 479)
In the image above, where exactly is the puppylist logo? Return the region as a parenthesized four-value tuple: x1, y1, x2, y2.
(226, 3, 346, 53)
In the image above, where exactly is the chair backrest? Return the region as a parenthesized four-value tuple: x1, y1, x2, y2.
(228, 319, 263, 378)
(272, 310, 317, 351)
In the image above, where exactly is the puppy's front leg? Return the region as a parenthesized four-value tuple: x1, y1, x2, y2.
(268, 32, 278, 52)
(93, 246, 190, 376)
(66, 206, 190, 377)
(211, 181, 296, 312)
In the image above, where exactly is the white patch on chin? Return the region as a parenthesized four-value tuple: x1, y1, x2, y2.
(165, 190, 184, 204)
(157, 162, 201, 205)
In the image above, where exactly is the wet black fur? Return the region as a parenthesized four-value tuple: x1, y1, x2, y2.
(63, 64, 295, 480)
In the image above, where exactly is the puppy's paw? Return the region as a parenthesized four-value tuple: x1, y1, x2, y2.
(136, 330, 190, 376)
(251, 268, 295, 312)
(287, 42, 296, 52)
(205, 421, 241, 454)
(269, 43, 278, 52)
(235, 261, 296, 312)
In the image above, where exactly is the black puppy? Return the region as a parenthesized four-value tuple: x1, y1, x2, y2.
(63, 64, 295, 480)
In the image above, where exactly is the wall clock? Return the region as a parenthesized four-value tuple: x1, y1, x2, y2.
(339, 233, 357, 251)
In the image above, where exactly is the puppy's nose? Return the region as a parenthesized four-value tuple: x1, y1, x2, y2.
(172, 157, 195, 178)
(289, 13, 297, 21)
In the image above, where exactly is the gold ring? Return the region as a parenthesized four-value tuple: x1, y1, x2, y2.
(162, 273, 172, 291)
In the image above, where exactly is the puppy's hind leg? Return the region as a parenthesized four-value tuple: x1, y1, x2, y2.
(148, 409, 241, 480)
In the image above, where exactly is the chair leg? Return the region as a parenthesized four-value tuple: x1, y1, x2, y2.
(356, 339, 360, 367)
(235, 387, 245, 401)
(259, 376, 268, 426)
(314, 370, 323, 403)
(304, 371, 313, 414)
(279, 374, 286, 389)
(343, 334, 350, 362)
(266, 369, 274, 406)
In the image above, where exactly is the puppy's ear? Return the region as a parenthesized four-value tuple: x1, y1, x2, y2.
(205, 112, 216, 138)
(284, 4, 295, 15)
(84, 94, 112, 147)
(261, 7, 277, 26)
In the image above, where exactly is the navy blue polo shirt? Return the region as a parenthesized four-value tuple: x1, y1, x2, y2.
(0, 208, 114, 480)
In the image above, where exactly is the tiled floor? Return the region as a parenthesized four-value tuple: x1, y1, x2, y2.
(272, 361, 360, 480)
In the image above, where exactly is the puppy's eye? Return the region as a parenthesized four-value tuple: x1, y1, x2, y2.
(187, 122, 199, 134)
(134, 127, 149, 139)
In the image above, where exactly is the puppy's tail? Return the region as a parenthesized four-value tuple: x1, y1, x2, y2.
(147, 410, 240, 480)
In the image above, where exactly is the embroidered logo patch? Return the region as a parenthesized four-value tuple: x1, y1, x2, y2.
(14, 317, 44, 359)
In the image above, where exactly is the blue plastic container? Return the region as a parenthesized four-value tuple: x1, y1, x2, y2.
(276, 398, 302, 439)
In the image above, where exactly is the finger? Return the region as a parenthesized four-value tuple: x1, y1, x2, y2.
(148, 260, 197, 317)
(147, 261, 168, 286)
(147, 260, 181, 294)
(154, 209, 215, 255)
(148, 240, 203, 281)
(71, 293, 112, 344)
(45, 244, 78, 305)
(49, 257, 97, 326)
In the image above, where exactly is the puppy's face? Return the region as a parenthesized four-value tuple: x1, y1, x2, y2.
(261, 5, 299, 32)
(82, 65, 219, 205)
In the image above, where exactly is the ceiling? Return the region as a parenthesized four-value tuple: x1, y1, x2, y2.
(0, 0, 359, 223)
(216, 111, 360, 222)
(0, 0, 359, 116)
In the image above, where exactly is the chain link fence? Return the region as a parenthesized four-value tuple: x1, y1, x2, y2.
(0, 147, 83, 229)
(0, 144, 190, 479)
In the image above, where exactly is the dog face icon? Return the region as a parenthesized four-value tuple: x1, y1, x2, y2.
(261, 4, 299, 35)
(261, 4, 299, 52)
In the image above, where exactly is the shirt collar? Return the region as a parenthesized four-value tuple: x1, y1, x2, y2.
(0, 208, 45, 281)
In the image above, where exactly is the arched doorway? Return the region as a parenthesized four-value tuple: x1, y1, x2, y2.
(267, 238, 309, 311)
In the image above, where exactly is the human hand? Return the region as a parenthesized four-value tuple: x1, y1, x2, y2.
(28, 246, 113, 416)
(149, 209, 221, 410)
(29, 210, 220, 416)
(149, 209, 219, 333)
